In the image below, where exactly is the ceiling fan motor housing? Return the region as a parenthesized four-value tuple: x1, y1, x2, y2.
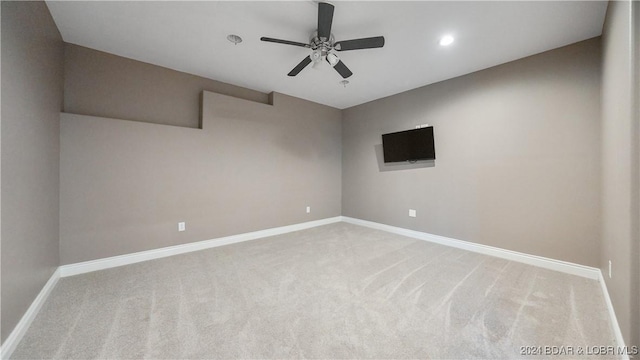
(311, 31, 335, 60)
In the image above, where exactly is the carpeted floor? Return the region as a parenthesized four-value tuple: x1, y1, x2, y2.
(12, 222, 616, 359)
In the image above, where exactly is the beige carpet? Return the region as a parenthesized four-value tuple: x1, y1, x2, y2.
(12, 222, 616, 359)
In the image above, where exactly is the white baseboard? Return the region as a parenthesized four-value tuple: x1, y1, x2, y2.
(341, 216, 600, 279)
(1, 268, 60, 360)
(59, 216, 342, 277)
(598, 272, 629, 360)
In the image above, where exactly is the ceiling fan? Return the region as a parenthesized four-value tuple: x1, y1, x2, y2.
(260, 1, 385, 79)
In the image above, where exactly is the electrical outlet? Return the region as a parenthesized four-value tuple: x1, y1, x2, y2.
(178, 222, 186, 232)
(306, 206, 311, 214)
(608, 260, 612, 278)
(409, 209, 417, 217)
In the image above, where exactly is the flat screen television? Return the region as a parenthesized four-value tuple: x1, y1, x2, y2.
(382, 127, 436, 163)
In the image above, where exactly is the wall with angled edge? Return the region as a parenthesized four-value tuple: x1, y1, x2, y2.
(63, 43, 270, 129)
(59, 91, 342, 264)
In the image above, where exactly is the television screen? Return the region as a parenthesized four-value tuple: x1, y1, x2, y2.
(382, 127, 436, 163)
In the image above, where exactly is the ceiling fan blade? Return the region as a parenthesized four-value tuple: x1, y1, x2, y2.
(334, 36, 385, 51)
(261, 37, 310, 48)
(288, 55, 313, 76)
(333, 60, 353, 78)
(317, 2, 334, 40)
(326, 57, 353, 79)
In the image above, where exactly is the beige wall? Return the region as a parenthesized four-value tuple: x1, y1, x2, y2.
(1, 1, 64, 343)
(600, 0, 639, 348)
(60, 91, 342, 264)
(636, 0, 640, 349)
(64, 43, 270, 128)
(342, 38, 602, 267)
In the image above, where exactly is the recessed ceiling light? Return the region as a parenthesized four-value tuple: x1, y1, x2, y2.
(227, 34, 242, 45)
(439, 35, 454, 46)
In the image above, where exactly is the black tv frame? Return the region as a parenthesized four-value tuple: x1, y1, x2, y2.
(382, 127, 436, 163)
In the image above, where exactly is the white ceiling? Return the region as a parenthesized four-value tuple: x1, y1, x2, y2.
(46, 1, 608, 109)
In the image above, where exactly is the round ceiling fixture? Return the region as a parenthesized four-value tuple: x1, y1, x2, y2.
(227, 34, 243, 45)
(439, 35, 454, 46)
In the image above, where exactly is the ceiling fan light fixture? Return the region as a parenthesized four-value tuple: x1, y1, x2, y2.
(311, 50, 322, 62)
(326, 53, 339, 66)
(439, 35, 454, 46)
